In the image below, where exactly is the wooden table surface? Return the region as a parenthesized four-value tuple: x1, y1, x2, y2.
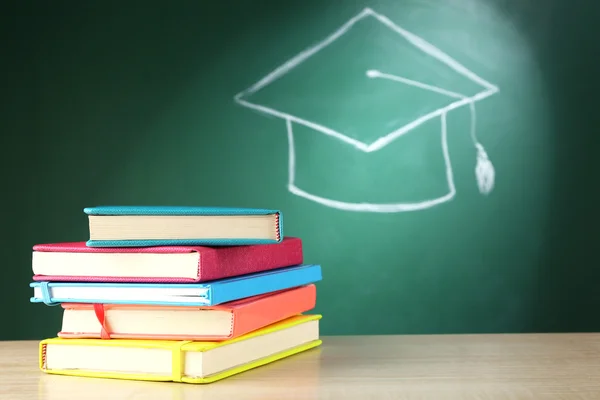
(1, 334, 600, 399)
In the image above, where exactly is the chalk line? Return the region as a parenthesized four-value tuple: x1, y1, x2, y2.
(234, 7, 373, 99)
(234, 96, 370, 151)
(286, 118, 296, 183)
(284, 112, 456, 212)
(366, 87, 497, 152)
(368, 8, 498, 93)
(366, 69, 466, 99)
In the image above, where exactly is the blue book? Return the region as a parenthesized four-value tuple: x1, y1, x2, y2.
(30, 264, 321, 307)
(83, 205, 283, 247)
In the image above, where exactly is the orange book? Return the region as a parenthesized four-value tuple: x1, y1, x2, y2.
(57, 284, 316, 341)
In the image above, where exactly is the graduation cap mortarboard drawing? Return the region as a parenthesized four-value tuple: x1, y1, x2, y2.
(233, 7, 499, 213)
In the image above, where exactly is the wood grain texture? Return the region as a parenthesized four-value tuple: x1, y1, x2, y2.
(1, 334, 600, 399)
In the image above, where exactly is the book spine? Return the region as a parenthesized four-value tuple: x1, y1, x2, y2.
(275, 212, 281, 241)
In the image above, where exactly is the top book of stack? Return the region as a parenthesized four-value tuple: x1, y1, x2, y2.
(84, 206, 283, 247)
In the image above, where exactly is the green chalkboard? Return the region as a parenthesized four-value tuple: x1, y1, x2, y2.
(3, 0, 600, 340)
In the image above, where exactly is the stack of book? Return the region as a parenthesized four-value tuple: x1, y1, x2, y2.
(30, 206, 323, 384)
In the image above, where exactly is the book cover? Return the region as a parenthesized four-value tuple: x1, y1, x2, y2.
(58, 284, 317, 341)
(84, 206, 283, 247)
(32, 237, 303, 283)
(40, 314, 322, 384)
(31, 264, 323, 306)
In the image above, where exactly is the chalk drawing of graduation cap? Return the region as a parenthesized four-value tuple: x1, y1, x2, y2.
(233, 7, 499, 213)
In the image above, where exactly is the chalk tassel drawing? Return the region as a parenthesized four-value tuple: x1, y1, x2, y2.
(233, 7, 499, 213)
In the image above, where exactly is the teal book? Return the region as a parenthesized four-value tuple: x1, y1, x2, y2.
(84, 206, 283, 247)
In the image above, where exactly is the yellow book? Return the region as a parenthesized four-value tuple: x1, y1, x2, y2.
(39, 314, 321, 384)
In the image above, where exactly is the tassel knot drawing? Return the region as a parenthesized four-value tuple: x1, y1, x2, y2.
(475, 143, 495, 195)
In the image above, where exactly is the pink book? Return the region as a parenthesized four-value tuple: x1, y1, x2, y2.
(32, 237, 303, 283)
